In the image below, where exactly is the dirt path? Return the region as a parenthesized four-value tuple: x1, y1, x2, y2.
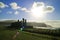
(12, 31, 20, 40)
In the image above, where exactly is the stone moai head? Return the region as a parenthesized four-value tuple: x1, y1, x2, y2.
(18, 19, 19, 22)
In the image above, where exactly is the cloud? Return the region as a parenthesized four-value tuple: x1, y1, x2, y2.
(0, 2, 29, 13)
(14, 11, 19, 15)
(31, 2, 55, 14)
(44, 6, 54, 13)
(7, 11, 19, 15)
(10, 2, 30, 12)
(21, 7, 30, 12)
(0, 2, 8, 8)
(32, 2, 45, 8)
(7, 11, 12, 14)
(45, 20, 60, 28)
(10, 2, 21, 10)
(21, 8, 27, 11)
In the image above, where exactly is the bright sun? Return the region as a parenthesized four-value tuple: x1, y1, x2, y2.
(30, 2, 54, 18)
(31, 6, 45, 18)
(30, 2, 46, 18)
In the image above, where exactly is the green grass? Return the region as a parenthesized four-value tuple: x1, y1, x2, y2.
(0, 30, 16, 40)
(16, 31, 54, 40)
(0, 26, 60, 40)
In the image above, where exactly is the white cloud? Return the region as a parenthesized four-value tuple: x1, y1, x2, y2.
(10, 2, 21, 10)
(14, 11, 19, 15)
(44, 6, 54, 13)
(0, 2, 8, 8)
(9, 2, 54, 14)
(7, 11, 19, 15)
(7, 11, 12, 14)
(9, 2, 30, 12)
(45, 20, 60, 28)
(21, 8, 27, 11)
(21, 7, 30, 13)
(32, 2, 45, 8)
(31, 2, 55, 14)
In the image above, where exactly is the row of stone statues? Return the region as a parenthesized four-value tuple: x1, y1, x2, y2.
(8, 18, 27, 29)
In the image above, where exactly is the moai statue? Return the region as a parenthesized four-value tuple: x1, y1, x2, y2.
(24, 19, 27, 27)
(20, 18, 27, 31)
(22, 18, 27, 28)
(18, 19, 19, 22)
(22, 18, 25, 28)
(22, 18, 24, 25)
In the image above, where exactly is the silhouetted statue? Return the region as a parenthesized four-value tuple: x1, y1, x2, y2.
(22, 18, 25, 27)
(9, 19, 22, 29)
(18, 20, 19, 22)
(7, 18, 33, 30)
(22, 18, 27, 28)
(25, 19, 27, 27)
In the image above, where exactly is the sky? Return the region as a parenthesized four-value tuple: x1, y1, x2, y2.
(0, 0, 60, 21)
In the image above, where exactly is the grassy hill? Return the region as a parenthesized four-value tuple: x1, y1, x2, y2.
(0, 20, 51, 27)
(0, 26, 60, 40)
(0, 20, 60, 40)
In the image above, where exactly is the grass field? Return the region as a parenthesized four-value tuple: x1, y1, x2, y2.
(0, 24, 60, 40)
(0, 26, 60, 40)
